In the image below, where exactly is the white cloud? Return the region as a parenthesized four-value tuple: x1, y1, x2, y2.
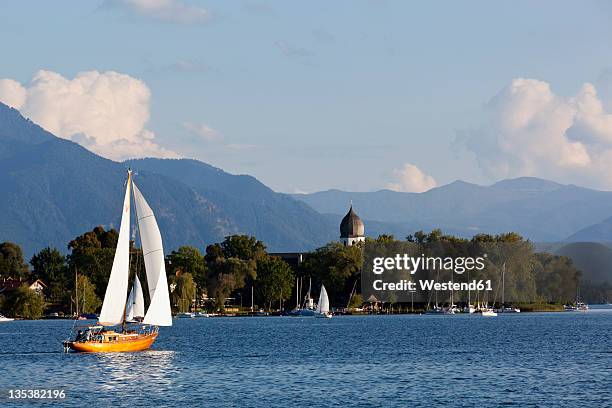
(0, 79, 26, 109)
(0, 70, 176, 161)
(109, 0, 210, 24)
(460, 77, 612, 188)
(386, 163, 437, 193)
(183, 121, 223, 142)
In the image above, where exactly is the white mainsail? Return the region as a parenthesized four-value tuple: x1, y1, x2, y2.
(98, 174, 132, 326)
(316, 285, 330, 314)
(132, 182, 173, 327)
(126, 275, 145, 321)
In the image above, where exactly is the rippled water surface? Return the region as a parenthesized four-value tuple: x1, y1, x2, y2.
(1, 309, 611, 407)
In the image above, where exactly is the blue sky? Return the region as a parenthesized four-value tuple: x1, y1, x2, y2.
(2, 1, 612, 192)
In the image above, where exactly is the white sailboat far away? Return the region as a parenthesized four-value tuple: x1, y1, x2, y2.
(63, 169, 172, 352)
(315, 284, 333, 318)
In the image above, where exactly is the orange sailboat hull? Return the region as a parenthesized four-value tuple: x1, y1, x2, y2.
(66, 331, 158, 353)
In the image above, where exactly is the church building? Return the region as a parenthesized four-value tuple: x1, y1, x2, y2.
(340, 205, 365, 246)
(271, 204, 365, 266)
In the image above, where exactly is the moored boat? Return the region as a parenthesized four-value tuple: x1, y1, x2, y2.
(289, 277, 317, 317)
(0, 314, 14, 322)
(480, 308, 497, 317)
(425, 305, 445, 314)
(564, 302, 589, 312)
(63, 170, 172, 353)
(314, 284, 332, 318)
(498, 306, 521, 313)
(463, 304, 476, 314)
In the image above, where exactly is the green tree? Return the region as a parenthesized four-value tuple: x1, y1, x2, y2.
(220, 235, 266, 261)
(256, 256, 294, 310)
(75, 275, 101, 314)
(0, 242, 30, 280)
(167, 246, 207, 297)
(30, 247, 68, 303)
(171, 272, 196, 313)
(375, 234, 396, 244)
(206, 257, 255, 310)
(204, 237, 262, 311)
(3, 285, 45, 319)
(67, 226, 119, 300)
(300, 242, 363, 307)
(533, 253, 579, 303)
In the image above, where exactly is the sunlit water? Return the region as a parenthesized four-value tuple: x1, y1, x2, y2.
(1, 308, 611, 407)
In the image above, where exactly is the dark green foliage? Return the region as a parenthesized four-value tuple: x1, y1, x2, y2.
(166, 246, 207, 308)
(300, 242, 363, 307)
(255, 256, 294, 310)
(372, 231, 580, 304)
(0, 242, 30, 279)
(30, 247, 68, 303)
(75, 274, 101, 314)
(67, 226, 119, 300)
(202, 235, 269, 310)
(171, 272, 196, 313)
(533, 253, 580, 303)
(2, 285, 45, 319)
(220, 235, 266, 261)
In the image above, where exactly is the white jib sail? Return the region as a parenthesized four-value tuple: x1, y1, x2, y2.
(126, 275, 145, 321)
(132, 182, 172, 326)
(316, 285, 330, 314)
(98, 175, 132, 326)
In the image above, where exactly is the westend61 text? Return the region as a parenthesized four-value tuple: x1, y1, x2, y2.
(372, 279, 493, 292)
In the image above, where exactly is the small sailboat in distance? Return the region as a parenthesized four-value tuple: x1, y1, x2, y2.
(315, 284, 332, 318)
(63, 169, 172, 352)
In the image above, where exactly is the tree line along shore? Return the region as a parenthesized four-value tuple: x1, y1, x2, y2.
(0, 226, 599, 319)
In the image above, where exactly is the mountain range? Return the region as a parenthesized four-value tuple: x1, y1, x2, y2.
(293, 179, 612, 242)
(0, 103, 336, 256)
(3, 101, 612, 260)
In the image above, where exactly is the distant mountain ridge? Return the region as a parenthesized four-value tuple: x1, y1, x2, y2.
(125, 158, 337, 251)
(0, 102, 335, 256)
(4, 99, 612, 258)
(293, 177, 612, 242)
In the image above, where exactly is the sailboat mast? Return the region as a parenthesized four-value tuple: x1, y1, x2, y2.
(502, 262, 505, 306)
(121, 169, 134, 332)
(450, 270, 454, 306)
(467, 270, 471, 306)
(75, 266, 79, 317)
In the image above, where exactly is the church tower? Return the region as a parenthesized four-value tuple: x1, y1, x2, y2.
(340, 205, 365, 246)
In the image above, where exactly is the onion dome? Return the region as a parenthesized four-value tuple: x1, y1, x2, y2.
(340, 206, 365, 238)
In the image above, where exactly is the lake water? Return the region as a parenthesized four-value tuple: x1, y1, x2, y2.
(1, 309, 611, 407)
